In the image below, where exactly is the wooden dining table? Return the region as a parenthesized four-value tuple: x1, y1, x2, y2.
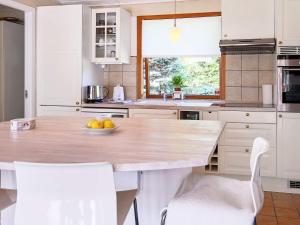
(0, 117, 225, 225)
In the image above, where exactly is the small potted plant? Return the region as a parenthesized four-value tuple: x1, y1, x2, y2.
(171, 75, 184, 91)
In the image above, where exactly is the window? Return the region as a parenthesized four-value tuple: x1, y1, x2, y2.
(145, 56, 222, 98)
(137, 13, 225, 99)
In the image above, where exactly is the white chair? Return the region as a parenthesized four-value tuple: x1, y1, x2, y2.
(161, 137, 269, 225)
(14, 162, 117, 225)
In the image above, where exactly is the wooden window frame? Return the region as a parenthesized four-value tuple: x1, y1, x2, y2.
(136, 12, 225, 100)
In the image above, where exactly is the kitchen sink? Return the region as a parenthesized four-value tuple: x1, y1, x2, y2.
(177, 102, 212, 107)
(133, 100, 213, 107)
(133, 100, 177, 106)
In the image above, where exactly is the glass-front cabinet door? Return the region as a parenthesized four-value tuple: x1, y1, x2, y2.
(92, 9, 120, 63)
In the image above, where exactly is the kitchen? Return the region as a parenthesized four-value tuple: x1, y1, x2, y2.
(0, 0, 300, 225)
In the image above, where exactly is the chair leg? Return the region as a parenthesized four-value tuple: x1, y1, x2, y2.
(160, 208, 167, 225)
(253, 217, 257, 225)
(133, 198, 139, 225)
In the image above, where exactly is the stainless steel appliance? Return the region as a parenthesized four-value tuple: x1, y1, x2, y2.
(219, 38, 276, 55)
(86, 85, 108, 103)
(0, 21, 24, 121)
(277, 55, 300, 112)
(180, 111, 202, 120)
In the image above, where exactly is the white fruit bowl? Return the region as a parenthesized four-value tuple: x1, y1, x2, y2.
(84, 125, 120, 135)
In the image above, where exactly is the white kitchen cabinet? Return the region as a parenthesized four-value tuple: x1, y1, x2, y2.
(37, 5, 82, 107)
(220, 123, 277, 147)
(276, 0, 300, 47)
(218, 111, 276, 124)
(37, 106, 81, 117)
(219, 146, 276, 177)
(37, 5, 100, 110)
(218, 111, 277, 177)
(221, 0, 275, 39)
(129, 109, 178, 119)
(202, 111, 218, 120)
(91, 8, 131, 64)
(277, 113, 300, 179)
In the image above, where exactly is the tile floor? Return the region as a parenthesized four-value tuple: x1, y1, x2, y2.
(257, 192, 300, 225)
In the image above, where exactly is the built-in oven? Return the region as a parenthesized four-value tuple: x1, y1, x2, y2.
(277, 55, 300, 112)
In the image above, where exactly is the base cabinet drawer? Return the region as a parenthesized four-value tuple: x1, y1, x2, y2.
(37, 106, 81, 116)
(129, 109, 178, 119)
(219, 146, 276, 177)
(220, 123, 276, 147)
(202, 111, 218, 120)
(219, 111, 276, 124)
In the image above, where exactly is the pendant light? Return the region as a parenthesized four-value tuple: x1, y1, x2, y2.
(170, 0, 180, 43)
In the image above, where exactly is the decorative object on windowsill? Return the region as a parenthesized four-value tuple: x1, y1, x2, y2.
(171, 75, 185, 100)
(173, 91, 185, 100)
(170, 0, 180, 43)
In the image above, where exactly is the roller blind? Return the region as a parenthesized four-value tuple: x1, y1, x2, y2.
(142, 16, 221, 57)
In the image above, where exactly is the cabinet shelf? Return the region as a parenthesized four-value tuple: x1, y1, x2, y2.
(95, 43, 116, 46)
(95, 25, 116, 28)
(205, 146, 219, 173)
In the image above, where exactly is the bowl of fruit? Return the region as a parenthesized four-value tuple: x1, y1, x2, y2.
(84, 118, 119, 135)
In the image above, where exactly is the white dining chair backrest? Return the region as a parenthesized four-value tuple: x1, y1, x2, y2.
(250, 138, 270, 216)
(14, 162, 117, 225)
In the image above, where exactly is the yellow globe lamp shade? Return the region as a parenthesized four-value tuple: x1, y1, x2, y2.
(170, 26, 181, 43)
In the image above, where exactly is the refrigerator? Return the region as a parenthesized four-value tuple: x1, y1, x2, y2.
(0, 20, 24, 122)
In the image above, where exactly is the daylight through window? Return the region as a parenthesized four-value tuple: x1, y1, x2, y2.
(139, 13, 224, 99)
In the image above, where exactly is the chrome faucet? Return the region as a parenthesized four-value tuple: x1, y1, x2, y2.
(162, 92, 167, 101)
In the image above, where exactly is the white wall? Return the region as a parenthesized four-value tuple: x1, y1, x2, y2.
(122, 0, 221, 16)
(123, 0, 221, 56)
(13, 0, 59, 7)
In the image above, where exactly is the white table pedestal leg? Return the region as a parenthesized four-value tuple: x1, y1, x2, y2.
(136, 168, 192, 225)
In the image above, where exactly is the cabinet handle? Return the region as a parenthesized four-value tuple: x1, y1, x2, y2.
(76, 102, 80, 105)
(245, 113, 250, 117)
(115, 57, 119, 61)
(224, 34, 228, 38)
(208, 111, 212, 114)
(76, 108, 80, 112)
(245, 149, 250, 153)
(245, 125, 250, 128)
(173, 112, 177, 115)
(279, 114, 282, 118)
(278, 41, 283, 44)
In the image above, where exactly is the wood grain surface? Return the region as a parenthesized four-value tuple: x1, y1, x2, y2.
(0, 117, 225, 171)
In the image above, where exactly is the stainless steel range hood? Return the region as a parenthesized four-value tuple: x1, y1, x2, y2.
(219, 38, 276, 54)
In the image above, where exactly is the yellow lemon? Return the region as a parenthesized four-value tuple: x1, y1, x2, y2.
(98, 120, 104, 129)
(102, 118, 112, 123)
(104, 120, 115, 129)
(87, 119, 98, 128)
(91, 121, 100, 129)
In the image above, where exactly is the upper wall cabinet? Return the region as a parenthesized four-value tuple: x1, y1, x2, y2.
(92, 8, 131, 64)
(221, 0, 275, 39)
(276, 0, 300, 47)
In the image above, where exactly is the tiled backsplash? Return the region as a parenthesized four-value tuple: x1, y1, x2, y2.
(103, 55, 275, 103)
(225, 54, 276, 103)
(103, 57, 137, 99)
